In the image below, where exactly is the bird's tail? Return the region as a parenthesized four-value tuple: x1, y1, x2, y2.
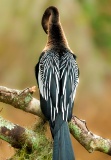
(51, 115, 75, 160)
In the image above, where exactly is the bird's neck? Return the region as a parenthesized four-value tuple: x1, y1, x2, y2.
(46, 23, 69, 49)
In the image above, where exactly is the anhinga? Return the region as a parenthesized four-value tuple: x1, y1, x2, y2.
(35, 6, 79, 160)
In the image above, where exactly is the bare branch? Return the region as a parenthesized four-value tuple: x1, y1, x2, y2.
(0, 86, 45, 119)
(69, 116, 111, 156)
(0, 116, 38, 149)
(0, 86, 111, 156)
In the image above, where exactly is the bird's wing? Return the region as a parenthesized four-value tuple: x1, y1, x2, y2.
(35, 52, 45, 86)
(35, 62, 39, 86)
(60, 52, 79, 121)
(37, 51, 60, 123)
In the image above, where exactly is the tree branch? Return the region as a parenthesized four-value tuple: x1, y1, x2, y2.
(0, 116, 38, 150)
(69, 116, 111, 156)
(0, 115, 52, 160)
(0, 86, 45, 119)
(0, 86, 111, 156)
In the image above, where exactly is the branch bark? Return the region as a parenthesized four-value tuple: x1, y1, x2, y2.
(0, 86, 111, 156)
(0, 116, 37, 150)
(69, 116, 111, 155)
(0, 86, 44, 119)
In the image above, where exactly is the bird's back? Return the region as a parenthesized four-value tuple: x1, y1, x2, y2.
(36, 47, 79, 128)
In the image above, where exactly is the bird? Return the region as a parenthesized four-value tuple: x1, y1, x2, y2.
(35, 6, 79, 160)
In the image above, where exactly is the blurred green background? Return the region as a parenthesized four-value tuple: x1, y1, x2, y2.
(0, 0, 111, 159)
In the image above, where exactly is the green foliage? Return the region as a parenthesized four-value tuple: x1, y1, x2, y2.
(78, 0, 111, 61)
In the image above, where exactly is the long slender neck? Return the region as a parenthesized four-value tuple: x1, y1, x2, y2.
(41, 6, 69, 49)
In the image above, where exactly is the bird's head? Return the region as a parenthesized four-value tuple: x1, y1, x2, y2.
(41, 6, 59, 34)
